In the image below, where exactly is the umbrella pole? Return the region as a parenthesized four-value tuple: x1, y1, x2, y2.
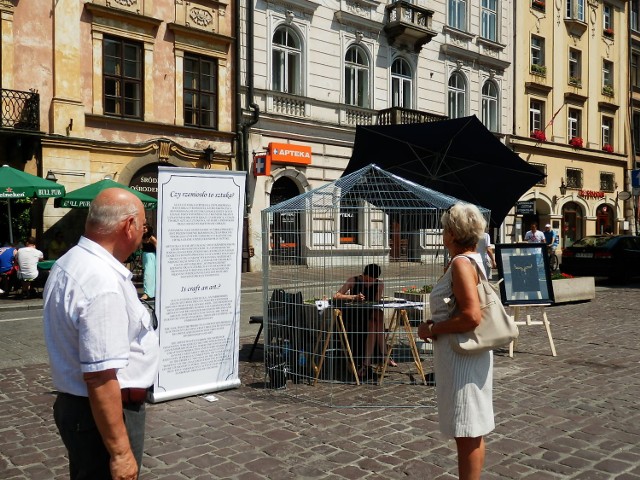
(7, 200, 13, 244)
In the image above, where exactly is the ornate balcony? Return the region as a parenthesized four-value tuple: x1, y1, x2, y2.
(1, 89, 40, 131)
(377, 107, 447, 125)
(383, 1, 437, 53)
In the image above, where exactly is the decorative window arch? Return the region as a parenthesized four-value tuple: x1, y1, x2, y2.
(272, 25, 302, 95)
(481, 80, 499, 132)
(344, 44, 370, 108)
(448, 71, 466, 118)
(391, 57, 412, 108)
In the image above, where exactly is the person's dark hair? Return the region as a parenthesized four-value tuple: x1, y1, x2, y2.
(363, 263, 381, 279)
(143, 222, 154, 239)
(26, 236, 36, 245)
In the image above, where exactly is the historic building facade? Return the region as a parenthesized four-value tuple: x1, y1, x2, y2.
(507, 0, 631, 248)
(0, 0, 235, 244)
(240, 0, 514, 271)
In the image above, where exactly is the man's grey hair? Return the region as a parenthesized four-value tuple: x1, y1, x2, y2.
(86, 198, 140, 235)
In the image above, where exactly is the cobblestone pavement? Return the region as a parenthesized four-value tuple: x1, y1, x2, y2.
(1, 277, 640, 479)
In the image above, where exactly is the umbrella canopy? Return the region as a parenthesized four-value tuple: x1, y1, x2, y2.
(0, 164, 66, 243)
(56, 179, 157, 209)
(0, 164, 65, 199)
(342, 116, 545, 227)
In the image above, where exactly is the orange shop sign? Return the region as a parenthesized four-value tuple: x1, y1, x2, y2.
(268, 142, 312, 165)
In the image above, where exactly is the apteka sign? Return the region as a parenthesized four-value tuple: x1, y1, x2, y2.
(269, 142, 312, 165)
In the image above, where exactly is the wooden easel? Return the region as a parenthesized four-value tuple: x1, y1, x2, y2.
(312, 309, 360, 385)
(508, 304, 557, 357)
(378, 309, 427, 385)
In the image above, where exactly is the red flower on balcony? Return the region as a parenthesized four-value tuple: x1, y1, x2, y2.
(603, 27, 614, 37)
(569, 137, 583, 148)
(602, 143, 613, 153)
(530, 129, 546, 142)
(532, 0, 545, 7)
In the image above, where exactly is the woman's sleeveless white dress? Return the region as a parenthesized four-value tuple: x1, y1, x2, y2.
(429, 253, 495, 438)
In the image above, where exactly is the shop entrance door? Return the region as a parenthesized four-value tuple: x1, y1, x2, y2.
(561, 202, 583, 247)
(270, 177, 301, 265)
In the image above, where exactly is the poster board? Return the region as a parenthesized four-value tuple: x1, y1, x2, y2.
(150, 167, 246, 403)
(495, 243, 554, 306)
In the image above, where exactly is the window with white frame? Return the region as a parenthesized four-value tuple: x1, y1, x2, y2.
(448, 0, 467, 30)
(566, 167, 583, 189)
(601, 116, 613, 148)
(602, 60, 613, 95)
(566, 0, 585, 21)
(183, 54, 217, 129)
(103, 36, 143, 118)
(531, 36, 545, 70)
(391, 58, 412, 108)
(569, 49, 581, 84)
(481, 81, 498, 132)
(272, 26, 302, 95)
(603, 4, 613, 31)
(529, 99, 545, 133)
(568, 108, 581, 140)
(344, 45, 370, 108)
(448, 72, 466, 119)
(481, 0, 497, 41)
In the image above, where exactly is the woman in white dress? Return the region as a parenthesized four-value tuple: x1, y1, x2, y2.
(418, 203, 494, 480)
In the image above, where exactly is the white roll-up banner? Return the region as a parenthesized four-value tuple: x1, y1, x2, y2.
(150, 167, 246, 403)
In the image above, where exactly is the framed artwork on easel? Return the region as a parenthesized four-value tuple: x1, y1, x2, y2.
(495, 243, 555, 306)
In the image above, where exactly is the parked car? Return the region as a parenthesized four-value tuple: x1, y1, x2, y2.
(560, 235, 640, 281)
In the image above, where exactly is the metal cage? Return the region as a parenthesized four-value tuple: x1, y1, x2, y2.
(260, 164, 490, 407)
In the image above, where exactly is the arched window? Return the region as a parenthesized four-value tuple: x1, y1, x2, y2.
(448, 72, 466, 118)
(481, 80, 499, 132)
(272, 26, 302, 95)
(391, 58, 412, 108)
(345, 45, 370, 108)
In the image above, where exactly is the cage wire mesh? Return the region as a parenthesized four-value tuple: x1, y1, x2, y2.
(260, 164, 490, 407)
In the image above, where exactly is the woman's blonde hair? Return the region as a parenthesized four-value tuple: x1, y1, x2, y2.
(441, 203, 486, 249)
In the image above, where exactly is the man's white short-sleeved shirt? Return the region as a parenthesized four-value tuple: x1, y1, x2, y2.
(16, 246, 43, 279)
(524, 230, 545, 243)
(43, 236, 159, 397)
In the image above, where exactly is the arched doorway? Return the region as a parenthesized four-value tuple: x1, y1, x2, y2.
(129, 163, 160, 228)
(561, 202, 583, 247)
(270, 176, 301, 264)
(595, 204, 615, 234)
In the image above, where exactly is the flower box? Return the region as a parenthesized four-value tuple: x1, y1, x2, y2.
(569, 77, 582, 88)
(602, 143, 613, 153)
(530, 64, 547, 76)
(531, 0, 545, 10)
(530, 129, 546, 142)
(603, 28, 614, 38)
(569, 136, 583, 148)
(552, 276, 595, 304)
(602, 85, 614, 97)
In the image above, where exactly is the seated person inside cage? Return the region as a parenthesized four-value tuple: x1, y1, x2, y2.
(333, 263, 396, 380)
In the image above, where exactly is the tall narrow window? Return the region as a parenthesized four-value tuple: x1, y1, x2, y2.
(568, 108, 581, 140)
(602, 60, 613, 96)
(632, 53, 640, 88)
(448, 0, 467, 30)
(344, 45, 370, 108)
(633, 1, 640, 31)
(634, 111, 640, 153)
(448, 72, 466, 119)
(272, 26, 302, 95)
(601, 116, 613, 148)
(184, 54, 217, 129)
(529, 99, 544, 132)
(103, 36, 143, 118)
(481, 0, 497, 41)
(482, 81, 498, 132)
(568, 49, 581, 85)
(391, 58, 412, 108)
(603, 4, 613, 31)
(566, 0, 585, 21)
(531, 36, 545, 75)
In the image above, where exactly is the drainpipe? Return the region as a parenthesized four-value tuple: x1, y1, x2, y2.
(235, 0, 260, 270)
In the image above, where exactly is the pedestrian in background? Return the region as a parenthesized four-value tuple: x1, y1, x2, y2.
(418, 203, 494, 480)
(0, 242, 17, 295)
(524, 223, 545, 243)
(475, 229, 496, 279)
(140, 222, 157, 301)
(43, 188, 159, 480)
(16, 236, 43, 298)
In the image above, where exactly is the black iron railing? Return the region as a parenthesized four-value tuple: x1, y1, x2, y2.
(377, 107, 447, 125)
(1, 88, 40, 131)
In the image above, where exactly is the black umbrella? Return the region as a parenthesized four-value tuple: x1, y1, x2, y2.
(342, 116, 545, 227)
